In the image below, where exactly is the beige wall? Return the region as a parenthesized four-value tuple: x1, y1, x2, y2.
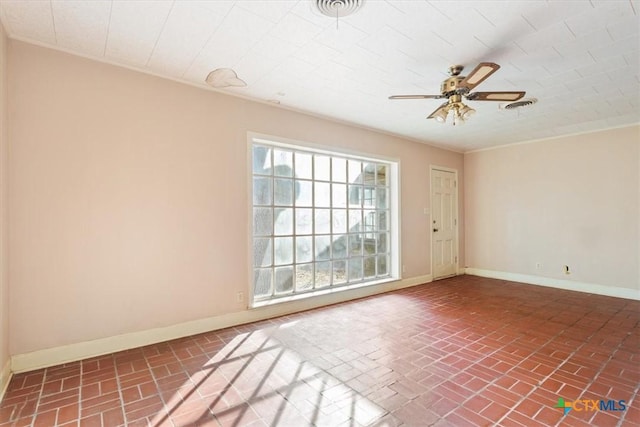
(465, 126, 640, 291)
(8, 41, 463, 356)
(0, 23, 9, 377)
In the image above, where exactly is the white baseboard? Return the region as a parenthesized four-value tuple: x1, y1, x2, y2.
(11, 274, 432, 374)
(0, 358, 11, 402)
(465, 268, 640, 301)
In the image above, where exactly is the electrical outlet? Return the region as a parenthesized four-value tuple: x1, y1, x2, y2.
(535, 262, 542, 269)
(402, 265, 406, 273)
(237, 292, 244, 303)
(563, 265, 571, 275)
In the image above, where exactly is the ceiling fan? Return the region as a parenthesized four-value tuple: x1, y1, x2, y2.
(389, 62, 526, 125)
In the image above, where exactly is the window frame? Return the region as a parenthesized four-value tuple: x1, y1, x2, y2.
(247, 133, 401, 308)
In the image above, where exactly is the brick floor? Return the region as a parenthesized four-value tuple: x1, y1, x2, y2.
(1, 275, 638, 426)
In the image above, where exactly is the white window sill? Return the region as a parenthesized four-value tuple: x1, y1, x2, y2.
(251, 276, 399, 309)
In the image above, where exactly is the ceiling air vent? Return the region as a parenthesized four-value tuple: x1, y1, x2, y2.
(500, 98, 538, 110)
(315, 0, 365, 18)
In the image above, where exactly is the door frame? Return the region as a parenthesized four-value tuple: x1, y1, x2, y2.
(430, 165, 460, 280)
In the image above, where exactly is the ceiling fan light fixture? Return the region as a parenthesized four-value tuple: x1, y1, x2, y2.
(431, 107, 449, 123)
(451, 105, 464, 126)
(430, 101, 475, 125)
(459, 104, 476, 120)
(438, 102, 475, 126)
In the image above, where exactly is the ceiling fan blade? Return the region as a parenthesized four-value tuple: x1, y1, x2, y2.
(389, 94, 445, 100)
(459, 62, 500, 90)
(427, 102, 449, 120)
(467, 91, 526, 101)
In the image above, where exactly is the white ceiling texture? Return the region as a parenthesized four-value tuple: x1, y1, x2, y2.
(1, 0, 638, 151)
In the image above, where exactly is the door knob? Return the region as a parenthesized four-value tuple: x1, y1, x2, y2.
(433, 228, 439, 232)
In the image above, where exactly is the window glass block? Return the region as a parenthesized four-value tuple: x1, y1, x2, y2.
(314, 182, 331, 207)
(274, 237, 293, 265)
(295, 180, 313, 207)
(254, 238, 271, 267)
(295, 263, 314, 291)
(363, 186, 376, 208)
(274, 178, 294, 206)
(332, 234, 347, 259)
(348, 185, 362, 208)
(254, 268, 272, 297)
(349, 234, 363, 257)
(314, 209, 331, 234)
(348, 160, 362, 184)
(315, 235, 331, 261)
(376, 164, 387, 186)
(332, 157, 347, 182)
(274, 208, 293, 236)
(363, 234, 376, 255)
(364, 256, 376, 278)
(296, 236, 313, 263)
(378, 211, 388, 231)
(253, 208, 273, 236)
(332, 183, 347, 208)
(332, 260, 347, 285)
(295, 208, 313, 235)
(332, 209, 347, 234)
(275, 266, 294, 294)
(363, 210, 376, 237)
(273, 149, 293, 177)
(363, 163, 376, 185)
(349, 257, 363, 282)
(348, 210, 362, 232)
(377, 233, 388, 254)
(314, 155, 330, 181)
(378, 255, 389, 276)
(253, 177, 272, 205)
(253, 146, 271, 175)
(295, 152, 313, 180)
(315, 262, 331, 288)
(376, 187, 387, 210)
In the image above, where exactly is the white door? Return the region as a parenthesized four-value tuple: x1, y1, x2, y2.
(431, 168, 458, 279)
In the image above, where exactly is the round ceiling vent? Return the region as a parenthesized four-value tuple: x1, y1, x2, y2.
(315, 0, 365, 18)
(500, 98, 538, 110)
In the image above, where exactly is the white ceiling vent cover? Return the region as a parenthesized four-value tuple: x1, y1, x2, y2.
(315, 0, 365, 18)
(500, 98, 538, 110)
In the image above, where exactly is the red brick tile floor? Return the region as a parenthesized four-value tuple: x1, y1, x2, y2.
(1, 275, 638, 426)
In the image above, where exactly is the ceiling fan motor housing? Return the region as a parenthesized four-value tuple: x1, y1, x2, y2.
(441, 76, 467, 97)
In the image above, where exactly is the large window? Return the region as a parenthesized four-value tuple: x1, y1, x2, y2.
(251, 137, 398, 304)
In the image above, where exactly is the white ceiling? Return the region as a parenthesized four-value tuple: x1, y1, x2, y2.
(1, 0, 638, 152)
